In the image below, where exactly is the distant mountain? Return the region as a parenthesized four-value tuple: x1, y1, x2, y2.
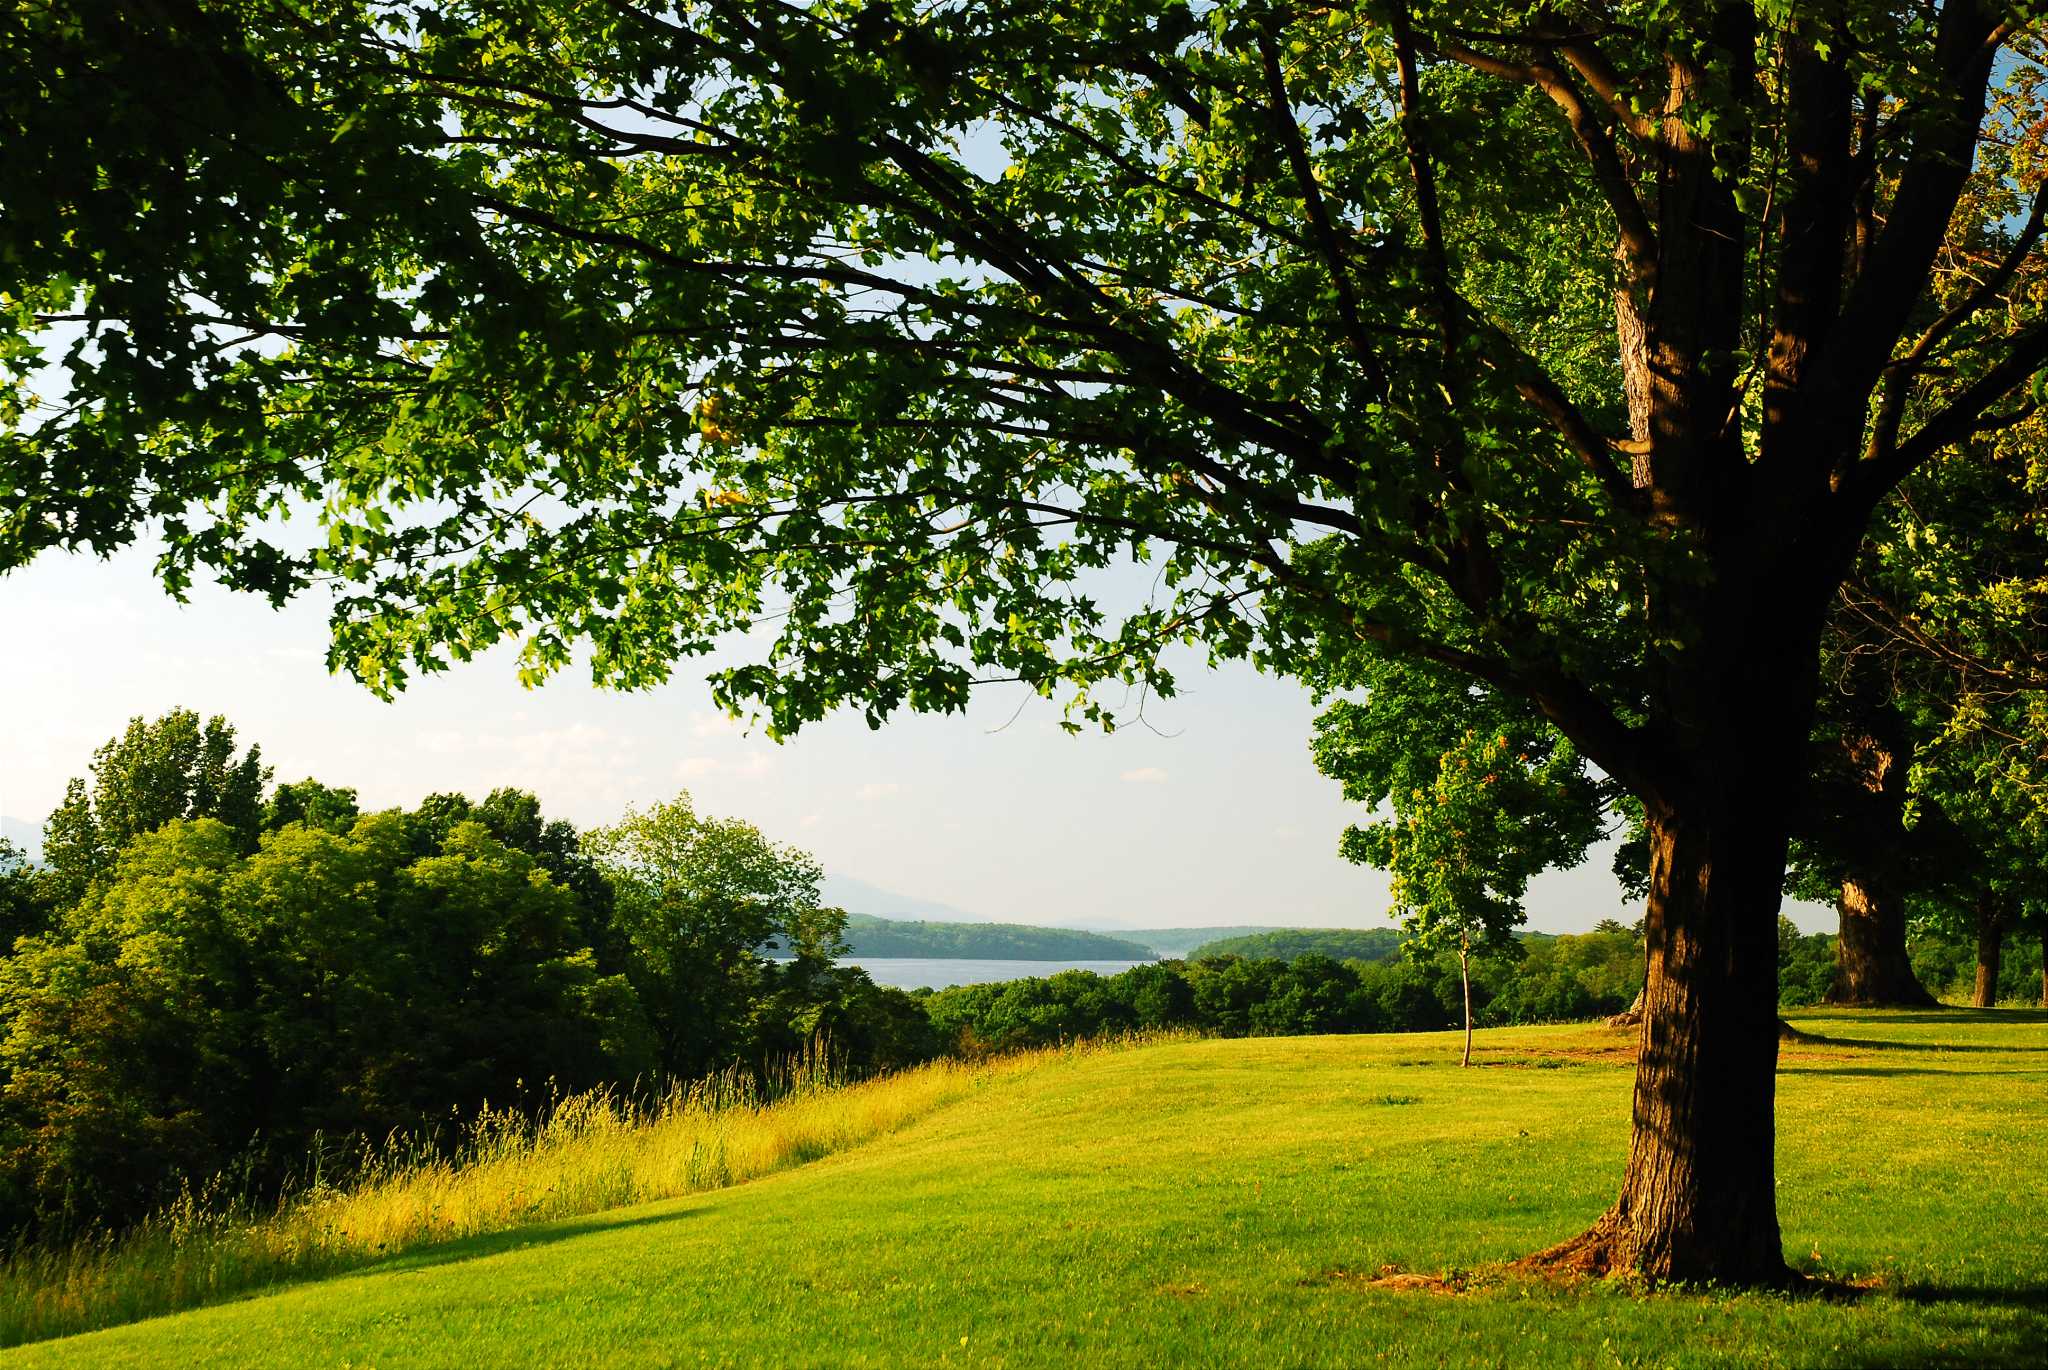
(818, 874, 994, 923)
(0, 817, 40, 865)
(841, 914, 1153, 962)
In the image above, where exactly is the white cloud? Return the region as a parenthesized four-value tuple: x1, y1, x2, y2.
(855, 781, 901, 802)
(1120, 767, 1169, 784)
(798, 813, 822, 829)
(676, 757, 721, 779)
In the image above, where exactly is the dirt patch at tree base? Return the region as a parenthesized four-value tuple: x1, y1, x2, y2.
(1305, 1265, 1482, 1295)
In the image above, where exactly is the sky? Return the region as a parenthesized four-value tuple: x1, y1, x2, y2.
(0, 541, 1837, 934)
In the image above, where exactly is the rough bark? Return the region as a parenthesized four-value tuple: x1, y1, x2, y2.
(1524, 800, 1794, 1284)
(1823, 692, 1936, 1006)
(1973, 898, 2007, 1008)
(1614, 239, 1655, 488)
(1830, 872, 1936, 1006)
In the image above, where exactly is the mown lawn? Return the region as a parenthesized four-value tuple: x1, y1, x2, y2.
(10, 1008, 2045, 1368)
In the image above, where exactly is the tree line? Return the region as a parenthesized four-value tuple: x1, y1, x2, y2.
(0, 711, 937, 1236)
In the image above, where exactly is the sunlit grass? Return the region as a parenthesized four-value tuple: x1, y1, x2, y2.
(0, 1037, 1171, 1349)
(5, 1011, 2045, 1367)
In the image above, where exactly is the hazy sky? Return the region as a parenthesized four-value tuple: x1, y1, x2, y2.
(1, 541, 1836, 934)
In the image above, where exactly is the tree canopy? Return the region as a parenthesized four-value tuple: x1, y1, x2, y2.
(40, 709, 270, 905)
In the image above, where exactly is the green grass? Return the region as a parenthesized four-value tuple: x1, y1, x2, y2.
(9, 1008, 2046, 1368)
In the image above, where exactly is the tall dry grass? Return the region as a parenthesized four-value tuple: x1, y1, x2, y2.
(0, 1038, 1137, 1348)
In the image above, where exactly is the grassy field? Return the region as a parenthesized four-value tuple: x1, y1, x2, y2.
(7, 1008, 2045, 1368)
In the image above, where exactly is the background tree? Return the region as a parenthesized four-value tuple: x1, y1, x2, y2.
(40, 709, 269, 905)
(1315, 661, 1603, 1065)
(0, 812, 649, 1235)
(1793, 367, 2048, 1003)
(10, 0, 2048, 1282)
(1786, 667, 1944, 1006)
(586, 794, 841, 1081)
(261, 778, 361, 834)
(0, 841, 55, 949)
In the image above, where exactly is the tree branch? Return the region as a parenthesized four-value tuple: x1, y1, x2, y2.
(1256, 32, 1386, 384)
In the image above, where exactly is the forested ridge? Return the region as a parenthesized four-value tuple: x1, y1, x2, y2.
(1187, 927, 1407, 962)
(841, 914, 1152, 961)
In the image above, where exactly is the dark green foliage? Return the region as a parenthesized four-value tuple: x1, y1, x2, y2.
(41, 710, 270, 904)
(1910, 924, 2046, 1005)
(0, 731, 939, 1236)
(0, 815, 644, 1235)
(1114, 928, 1300, 958)
(1777, 918, 1840, 1008)
(262, 779, 360, 834)
(1184, 928, 1404, 963)
(0, 842, 55, 950)
(1479, 932, 1645, 1025)
(842, 915, 1152, 961)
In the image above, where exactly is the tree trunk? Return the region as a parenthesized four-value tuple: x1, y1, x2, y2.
(1973, 898, 2007, 1008)
(1823, 692, 1935, 1007)
(1458, 942, 1472, 1068)
(2039, 931, 2046, 1010)
(1829, 872, 1936, 1006)
(1524, 804, 1791, 1284)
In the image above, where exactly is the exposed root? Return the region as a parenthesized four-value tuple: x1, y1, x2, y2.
(1514, 1210, 1630, 1280)
(1605, 993, 1645, 1030)
(1514, 1211, 1806, 1291)
(1821, 981, 1939, 1010)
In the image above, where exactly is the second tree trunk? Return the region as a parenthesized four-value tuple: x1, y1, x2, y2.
(1973, 898, 2008, 1008)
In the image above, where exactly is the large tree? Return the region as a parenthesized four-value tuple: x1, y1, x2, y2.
(6, 1, 2047, 1283)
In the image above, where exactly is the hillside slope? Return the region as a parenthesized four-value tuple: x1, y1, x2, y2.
(17, 1011, 2046, 1368)
(1113, 925, 1310, 957)
(841, 914, 1152, 960)
(1186, 927, 1406, 961)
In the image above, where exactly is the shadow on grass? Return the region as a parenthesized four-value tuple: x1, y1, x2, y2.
(1793, 1008, 2048, 1027)
(1819, 1283, 2048, 1369)
(1783, 1034, 2048, 1054)
(1788, 1065, 2048, 1078)
(1896, 1283, 2048, 1310)
(356, 1205, 704, 1282)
